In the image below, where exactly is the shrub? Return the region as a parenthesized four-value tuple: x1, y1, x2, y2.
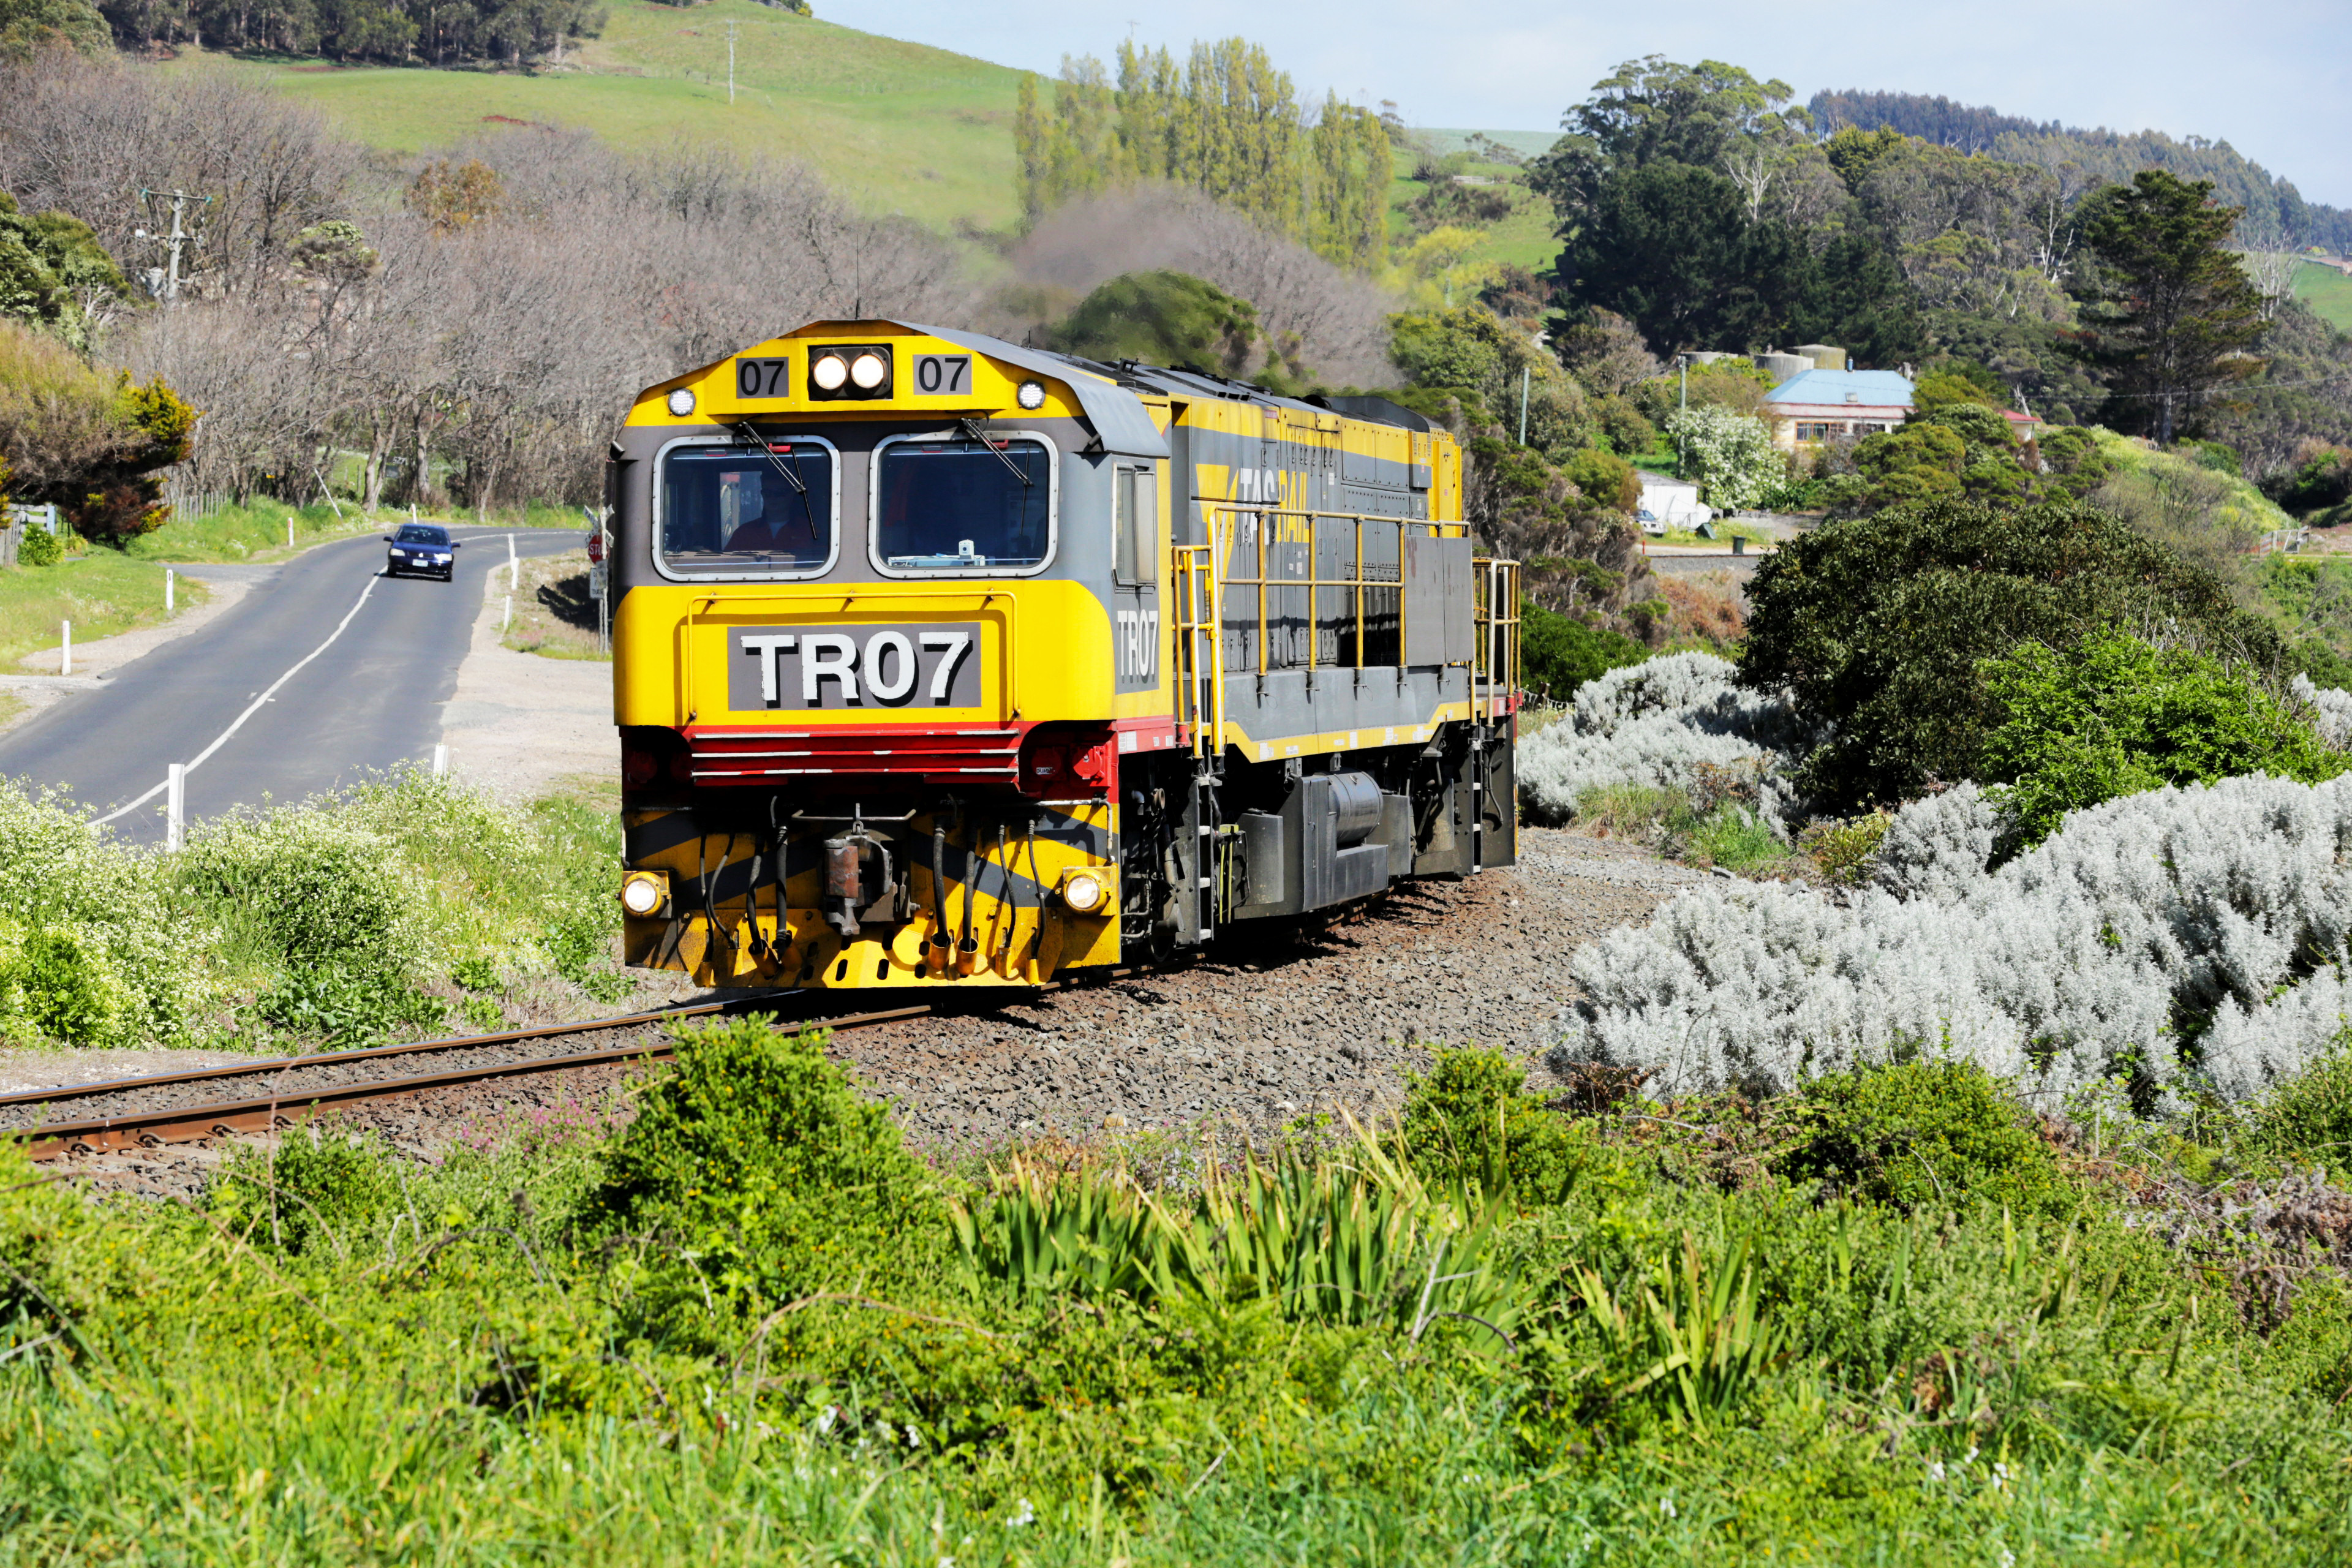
(2243, 1034, 2352, 1166)
(210, 1126, 402, 1257)
(1518, 651, 1807, 832)
(179, 808, 418, 979)
(1865, 784, 1997, 902)
(1560, 446, 1640, 513)
(1393, 1046, 1589, 1200)
(0, 780, 206, 1046)
(591, 1018, 942, 1311)
(254, 965, 441, 1047)
(1738, 494, 2274, 813)
(1796, 812, 1889, 886)
(1518, 600, 1645, 701)
(1775, 1060, 2068, 1216)
(1553, 774, 2352, 1109)
(14, 518, 59, 565)
(1980, 628, 2347, 848)
(7, 925, 127, 1046)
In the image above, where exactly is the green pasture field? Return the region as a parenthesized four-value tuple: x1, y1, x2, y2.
(2294, 258, 2352, 334)
(0, 543, 206, 669)
(170, 1, 1027, 231)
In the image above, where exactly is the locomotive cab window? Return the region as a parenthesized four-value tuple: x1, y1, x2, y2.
(657, 437, 838, 579)
(1114, 465, 1156, 586)
(872, 433, 1055, 577)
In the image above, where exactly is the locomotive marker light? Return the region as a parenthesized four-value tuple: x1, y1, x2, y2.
(1016, 379, 1046, 410)
(666, 388, 695, 417)
(620, 870, 671, 918)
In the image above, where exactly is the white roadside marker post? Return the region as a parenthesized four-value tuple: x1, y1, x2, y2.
(507, 531, 518, 589)
(432, 744, 448, 777)
(503, 595, 513, 632)
(165, 763, 185, 851)
(165, 568, 175, 613)
(287, 518, 295, 549)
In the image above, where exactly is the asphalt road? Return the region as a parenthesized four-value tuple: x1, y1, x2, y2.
(0, 526, 581, 843)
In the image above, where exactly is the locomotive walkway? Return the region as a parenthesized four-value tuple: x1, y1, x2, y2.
(0, 526, 577, 843)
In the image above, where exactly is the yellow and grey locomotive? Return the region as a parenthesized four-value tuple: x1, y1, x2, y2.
(608, 321, 1519, 989)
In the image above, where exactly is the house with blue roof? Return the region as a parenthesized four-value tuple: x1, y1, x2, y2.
(1761, 369, 1917, 451)
(1762, 367, 2047, 451)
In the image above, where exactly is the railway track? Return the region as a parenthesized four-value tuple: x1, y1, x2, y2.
(1, 998, 931, 1160)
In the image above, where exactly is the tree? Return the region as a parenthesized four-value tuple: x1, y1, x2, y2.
(0, 0, 107, 59)
(1526, 55, 1800, 223)
(1557, 161, 1762, 353)
(1047, 270, 1260, 376)
(0, 319, 195, 541)
(2071, 170, 2267, 446)
(0, 189, 127, 351)
(1738, 494, 2278, 810)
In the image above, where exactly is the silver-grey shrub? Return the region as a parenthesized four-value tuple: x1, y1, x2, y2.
(1518, 652, 1807, 834)
(1867, 784, 2000, 903)
(2290, 674, 2352, 750)
(1553, 772, 2352, 1110)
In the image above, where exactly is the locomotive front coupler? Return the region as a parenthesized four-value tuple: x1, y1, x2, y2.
(794, 805, 914, 938)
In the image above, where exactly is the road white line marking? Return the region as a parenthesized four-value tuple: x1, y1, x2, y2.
(94, 575, 382, 826)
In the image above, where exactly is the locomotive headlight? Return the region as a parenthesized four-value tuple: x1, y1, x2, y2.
(666, 388, 696, 417)
(810, 352, 848, 391)
(1016, 379, 1046, 410)
(849, 351, 888, 390)
(619, 870, 671, 917)
(1059, 871, 1107, 914)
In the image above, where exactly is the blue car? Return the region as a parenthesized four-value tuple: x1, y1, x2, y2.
(384, 523, 459, 580)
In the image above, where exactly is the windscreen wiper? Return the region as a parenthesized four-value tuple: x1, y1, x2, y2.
(735, 420, 824, 543)
(957, 418, 1034, 486)
(734, 421, 808, 494)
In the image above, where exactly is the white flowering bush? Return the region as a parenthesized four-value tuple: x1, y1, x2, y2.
(1520, 653, 1809, 835)
(0, 767, 626, 1050)
(1662, 404, 1783, 511)
(180, 808, 423, 979)
(1553, 773, 2352, 1110)
(0, 782, 210, 1047)
(2290, 673, 2352, 750)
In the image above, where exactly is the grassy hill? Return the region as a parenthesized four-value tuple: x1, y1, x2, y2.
(170, 1, 1026, 231)
(2295, 258, 2352, 334)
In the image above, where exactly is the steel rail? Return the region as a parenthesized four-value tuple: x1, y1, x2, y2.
(0, 1000, 752, 1113)
(9, 1002, 932, 1160)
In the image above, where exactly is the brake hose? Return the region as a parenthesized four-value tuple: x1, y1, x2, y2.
(930, 816, 950, 960)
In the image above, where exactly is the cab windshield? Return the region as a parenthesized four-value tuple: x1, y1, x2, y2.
(660, 442, 834, 575)
(875, 437, 1052, 573)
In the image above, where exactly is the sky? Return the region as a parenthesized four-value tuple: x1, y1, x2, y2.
(821, 0, 2352, 209)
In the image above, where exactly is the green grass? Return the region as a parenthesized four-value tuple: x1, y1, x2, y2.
(177, 2, 1028, 230)
(2294, 258, 2352, 334)
(9, 1037, 2352, 1562)
(0, 545, 208, 668)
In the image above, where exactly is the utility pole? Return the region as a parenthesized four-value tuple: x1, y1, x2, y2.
(135, 189, 212, 303)
(1517, 364, 1530, 445)
(725, 19, 738, 104)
